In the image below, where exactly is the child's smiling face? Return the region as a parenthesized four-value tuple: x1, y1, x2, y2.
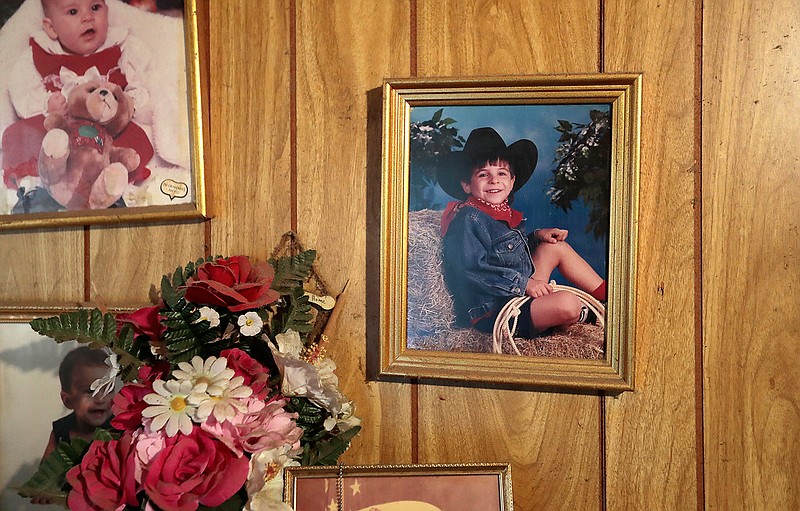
(61, 364, 114, 429)
(461, 160, 516, 205)
(42, 0, 109, 56)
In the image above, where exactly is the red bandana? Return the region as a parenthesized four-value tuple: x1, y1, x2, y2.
(440, 197, 523, 236)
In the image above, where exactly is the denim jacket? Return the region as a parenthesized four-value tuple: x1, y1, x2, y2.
(441, 205, 533, 326)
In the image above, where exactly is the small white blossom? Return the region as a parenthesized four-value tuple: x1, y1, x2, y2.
(238, 312, 264, 336)
(196, 306, 220, 327)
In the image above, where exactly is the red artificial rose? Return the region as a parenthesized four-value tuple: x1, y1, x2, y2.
(117, 304, 166, 341)
(111, 363, 170, 431)
(142, 428, 249, 511)
(111, 382, 152, 432)
(221, 348, 270, 398)
(138, 361, 172, 383)
(66, 432, 139, 510)
(183, 256, 280, 312)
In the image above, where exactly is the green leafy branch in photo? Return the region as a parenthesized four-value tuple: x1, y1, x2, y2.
(548, 109, 612, 239)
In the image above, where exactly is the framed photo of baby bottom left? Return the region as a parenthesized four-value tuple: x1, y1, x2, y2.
(0, 305, 126, 510)
(0, 0, 207, 230)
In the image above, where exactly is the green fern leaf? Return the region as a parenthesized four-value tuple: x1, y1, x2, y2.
(30, 310, 142, 376)
(16, 437, 90, 505)
(281, 289, 314, 334)
(270, 250, 316, 293)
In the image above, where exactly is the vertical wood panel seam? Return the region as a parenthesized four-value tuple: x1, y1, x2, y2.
(204, 219, 212, 258)
(411, 379, 419, 464)
(289, 0, 298, 232)
(410, 0, 417, 77)
(694, 0, 706, 509)
(598, 0, 605, 73)
(84, 227, 90, 301)
(599, 391, 607, 511)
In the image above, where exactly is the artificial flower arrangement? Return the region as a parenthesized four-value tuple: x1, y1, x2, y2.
(18, 243, 361, 511)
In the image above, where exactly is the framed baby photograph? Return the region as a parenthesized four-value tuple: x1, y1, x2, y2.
(379, 74, 641, 391)
(0, 0, 206, 230)
(0, 305, 124, 510)
(283, 463, 513, 511)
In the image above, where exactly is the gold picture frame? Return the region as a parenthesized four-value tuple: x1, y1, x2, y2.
(284, 463, 513, 511)
(379, 74, 641, 391)
(0, 304, 135, 510)
(0, 0, 206, 230)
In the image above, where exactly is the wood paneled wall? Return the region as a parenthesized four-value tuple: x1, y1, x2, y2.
(1, 1, 797, 509)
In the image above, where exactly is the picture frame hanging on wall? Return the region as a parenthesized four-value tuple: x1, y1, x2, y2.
(284, 463, 513, 511)
(0, 304, 134, 510)
(379, 74, 641, 391)
(0, 0, 206, 230)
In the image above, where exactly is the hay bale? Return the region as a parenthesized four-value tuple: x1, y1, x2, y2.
(406, 209, 604, 359)
(407, 209, 457, 340)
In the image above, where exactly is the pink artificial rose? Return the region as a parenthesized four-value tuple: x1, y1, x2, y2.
(200, 397, 265, 456)
(238, 397, 303, 454)
(66, 433, 139, 511)
(201, 396, 302, 456)
(183, 256, 280, 312)
(142, 428, 249, 511)
(131, 429, 167, 484)
(221, 348, 270, 398)
(117, 305, 166, 342)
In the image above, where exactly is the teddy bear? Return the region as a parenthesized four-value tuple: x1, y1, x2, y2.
(38, 78, 141, 210)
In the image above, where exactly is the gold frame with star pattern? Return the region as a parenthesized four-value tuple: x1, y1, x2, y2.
(283, 463, 513, 511)
(379, 74, 641, 391)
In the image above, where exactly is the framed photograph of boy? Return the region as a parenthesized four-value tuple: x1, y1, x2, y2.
(0, 0, 206, 231)
(379, 74, 641, 391)
(283, 463, 513, 511)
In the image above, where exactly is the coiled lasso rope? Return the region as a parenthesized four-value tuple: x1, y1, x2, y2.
(491, 281, 606, 355)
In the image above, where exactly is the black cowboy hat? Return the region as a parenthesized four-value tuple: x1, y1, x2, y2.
(436, 127, 538, 200)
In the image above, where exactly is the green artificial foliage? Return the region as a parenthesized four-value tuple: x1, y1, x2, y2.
(269, 250, 317, 293)
(160, 275, 223, 362)
(272, 287, 314, 338)
(16, 437, 91, 506)
(29, 308, 142, 382)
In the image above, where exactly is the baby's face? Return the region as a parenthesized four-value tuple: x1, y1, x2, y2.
(43, 0, 109, 55)
(461, 161, 516, 205)
(61, 364, 114, 429)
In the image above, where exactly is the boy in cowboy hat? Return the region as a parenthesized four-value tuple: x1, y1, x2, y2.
(438, 127, 607, 337)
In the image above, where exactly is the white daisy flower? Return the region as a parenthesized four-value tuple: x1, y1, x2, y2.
(142, 379, 206, 437)
(195, 375, 254, 423)
(196, 306, 221, 327)
(238, 312, 264, 336)
(173, 356, 235, 396)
